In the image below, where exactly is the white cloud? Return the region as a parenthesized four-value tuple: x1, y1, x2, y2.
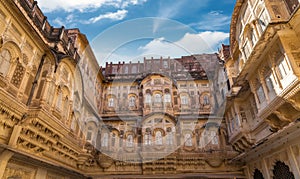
(121, 0, 147, 8)
(190, 11, 231, 31)
(139, 31, 229, 57)
(97, 31, 228, 66)
(53, 17, 64, 27)
(36, 0, 146, 12)
(52, 14, 78, 28)
(82, 10, 128, 24)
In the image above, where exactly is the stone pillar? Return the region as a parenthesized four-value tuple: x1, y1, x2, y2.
(0, 150, 14, 179)
(262, 158, 271, 179)
(288, 147, 300, 179)
(258, 71, 270, 103)
(35, 168, 47, 179)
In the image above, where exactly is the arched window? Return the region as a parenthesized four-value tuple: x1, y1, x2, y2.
(126, 135, 134, 147)
(129, 96, 135, 107)
(0, 49, 11, 76)
(181, 95, 188, 105)
(164, 93, 171, 103)
(155, 131, 163, 145)
(154, 93, 162, 103)
(273, 161, 295, 179)
(185, 133, 192, 146)
(253, 169, 264, 179)
(11, 62, 25, 88)
(203, 95, 210, 105)
(108, 98, 114, 107)
(102, 133, 109, 147)
(144, 132, 151, 145)
(145, 93, 151, 103)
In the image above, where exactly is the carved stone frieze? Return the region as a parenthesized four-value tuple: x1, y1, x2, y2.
(3, 166, 34, 179)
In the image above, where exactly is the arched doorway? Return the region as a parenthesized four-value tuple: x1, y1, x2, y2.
(253, 169, 264, 179)
(273, 161, 295, 179)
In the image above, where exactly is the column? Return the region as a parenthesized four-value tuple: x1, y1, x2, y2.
(0, 150, 14, 178)
(288, 146, 300, 179)
(35, 168, 47, 179)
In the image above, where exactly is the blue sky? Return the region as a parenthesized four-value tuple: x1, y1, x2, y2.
(36, 0, 235, 66)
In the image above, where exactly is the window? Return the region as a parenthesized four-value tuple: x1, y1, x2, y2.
(164, 93, 171, 103)
(108, 98, 114, 107)
(203, 95, 210, 105)
(155, 131, 163, 145)
(242, 4, 250, 23)
(166, 132, 173, 145)
(258, 9, 269, 32)
(11, 62, 25, 88)
(185, 133, 192, 146)
(126, 135, 134, 147)
(144, 132, 151, 145)
(256, 85, 265, 103)
(211, 131, 218, 145)
(277, 57, 290, 79)
(181, 96, 188, 105)
(145, 93, 151, 103)
(102, 133, 109, 147)
(86, 126, 93, 141)
(154, 93, 162, 103)
(111, 133, 116, 147)
(0, 49, 11, 76)
(129, 96, 135, 107)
